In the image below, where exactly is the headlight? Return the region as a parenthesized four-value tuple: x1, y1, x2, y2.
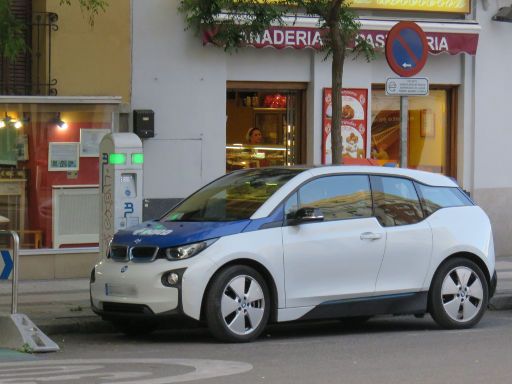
(164, 239, 217, 260)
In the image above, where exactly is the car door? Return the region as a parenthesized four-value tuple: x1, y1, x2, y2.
(370, 175, 433, 294)
(282, 174, 386, 308)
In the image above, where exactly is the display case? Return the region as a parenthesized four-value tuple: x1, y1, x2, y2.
(226, 144, 287, 171)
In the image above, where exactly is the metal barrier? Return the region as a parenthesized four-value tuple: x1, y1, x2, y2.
(0, 230, 59, 352)
(0, 230, 19, 314)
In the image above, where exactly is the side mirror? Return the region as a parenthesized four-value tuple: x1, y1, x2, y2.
(288, 207, 324, 224)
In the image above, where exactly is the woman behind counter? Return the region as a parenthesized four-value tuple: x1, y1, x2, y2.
(246, 127, 264, 145)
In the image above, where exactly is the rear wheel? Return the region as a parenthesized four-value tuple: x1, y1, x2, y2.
(206, 265, 270, 342)
(429, 258, 488, 329)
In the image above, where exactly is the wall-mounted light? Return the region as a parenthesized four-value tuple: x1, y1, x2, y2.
(493, 5, 512, 22)
(52, 112, 68, 130)
(0, 113, 22, 129)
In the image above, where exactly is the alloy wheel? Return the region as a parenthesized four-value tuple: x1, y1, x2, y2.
(220, 275, 265, 336)
(441, 266, 484, 323)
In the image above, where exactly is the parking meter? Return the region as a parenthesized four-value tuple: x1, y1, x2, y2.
(99, 133, 143, 258)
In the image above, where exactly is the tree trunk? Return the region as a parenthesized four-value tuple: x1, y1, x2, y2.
(328, 1, 345, 165)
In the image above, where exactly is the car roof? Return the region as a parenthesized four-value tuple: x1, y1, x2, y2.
(305, 165, 458, 187)
(247, 165, 458, 187)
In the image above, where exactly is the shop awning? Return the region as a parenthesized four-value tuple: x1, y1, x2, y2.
(203, 17, 480, 56)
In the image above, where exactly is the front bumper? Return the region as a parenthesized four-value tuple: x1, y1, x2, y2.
(90, 259, 186, 320)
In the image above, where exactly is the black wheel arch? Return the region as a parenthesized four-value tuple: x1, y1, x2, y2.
(200, 259, 279, 323)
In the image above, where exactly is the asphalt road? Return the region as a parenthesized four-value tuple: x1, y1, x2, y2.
(1, 311, 512, 384)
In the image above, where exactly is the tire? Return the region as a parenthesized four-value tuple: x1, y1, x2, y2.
(429, 258, 488, 329)
(205, 265, 270, 342)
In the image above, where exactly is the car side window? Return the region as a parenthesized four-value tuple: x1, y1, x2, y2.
(415, 183, 473, 216)
(297, 175, 372, 222)
(370, 176, 424, 227)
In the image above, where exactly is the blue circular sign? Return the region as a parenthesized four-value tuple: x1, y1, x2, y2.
(385, 22, 428, 77)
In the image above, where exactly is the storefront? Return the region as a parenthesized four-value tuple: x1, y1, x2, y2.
(0, 97, 121, 276)
(131, 0, 512, 254)
(133, 1, 477, 193)
(226, 82, 307, 170)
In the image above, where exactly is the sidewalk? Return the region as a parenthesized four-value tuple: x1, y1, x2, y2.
(1, 256, 512, 336)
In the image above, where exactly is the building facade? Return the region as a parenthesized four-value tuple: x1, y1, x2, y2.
(3, 0, 512, 280)
(133, 0, 512, 255)
(0, 0, 131, 278)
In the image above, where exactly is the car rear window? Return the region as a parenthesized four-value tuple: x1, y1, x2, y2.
(415, 183, 473, 216)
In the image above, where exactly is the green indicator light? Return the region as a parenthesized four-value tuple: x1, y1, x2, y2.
(132, 153, 144, 164)
(109, 153, 126, 165)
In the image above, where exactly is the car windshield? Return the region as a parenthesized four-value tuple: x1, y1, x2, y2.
(161, 168, 303, 222)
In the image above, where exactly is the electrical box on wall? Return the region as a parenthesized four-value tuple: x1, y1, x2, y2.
(133, 109, 154, 138)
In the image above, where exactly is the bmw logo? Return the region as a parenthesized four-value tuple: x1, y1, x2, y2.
(121, 265, 128, 273)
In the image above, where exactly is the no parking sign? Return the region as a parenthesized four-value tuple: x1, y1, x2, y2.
(385, 22, 428, 77)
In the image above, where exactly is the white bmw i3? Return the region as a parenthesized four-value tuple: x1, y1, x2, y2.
(90, 166, 497, 342)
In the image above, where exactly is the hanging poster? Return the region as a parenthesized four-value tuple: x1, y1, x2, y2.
(80, 128, 110, 157)
(322, 88, 368, 164)
(48, 142, 80, 171)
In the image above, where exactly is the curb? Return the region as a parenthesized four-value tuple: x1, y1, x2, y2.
(489, 294, 512, 311)
(37, 317, 115, 336)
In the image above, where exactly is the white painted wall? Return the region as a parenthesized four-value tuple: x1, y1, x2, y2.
(132, 0, 465, 199)
(471, 1, 512, 255)
(474, 0, 512, 189)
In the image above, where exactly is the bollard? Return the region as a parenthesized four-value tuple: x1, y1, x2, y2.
(0, 230, 59, 352)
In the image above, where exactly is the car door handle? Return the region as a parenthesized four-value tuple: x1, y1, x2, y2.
(360, 232, 383, 240)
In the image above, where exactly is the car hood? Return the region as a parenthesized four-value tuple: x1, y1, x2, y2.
(112, 219, 251, 248)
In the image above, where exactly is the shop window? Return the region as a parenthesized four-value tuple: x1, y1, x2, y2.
(370, 88, 454, 175)
(226, 84, 305, 172)
(0, 103, 115, 250)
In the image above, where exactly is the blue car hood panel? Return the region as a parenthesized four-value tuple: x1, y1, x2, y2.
(113, 220, 251, 247)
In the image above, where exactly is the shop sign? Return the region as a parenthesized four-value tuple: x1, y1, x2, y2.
(260, 0, 470, 14)
(322, 88, 368, 164)
(350, 0, 470, 14)
(386, 77, 429, 96)
(203, 26, 479, 56)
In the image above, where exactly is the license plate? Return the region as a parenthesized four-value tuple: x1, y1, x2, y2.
(105, 283, 137, 297)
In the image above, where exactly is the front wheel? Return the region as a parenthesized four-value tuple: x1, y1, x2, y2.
(429, 258, 488, 329)
(205, 265, 270, 342)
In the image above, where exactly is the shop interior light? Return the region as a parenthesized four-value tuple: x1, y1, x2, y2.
(52, 112, 68, 130)
(2, 113, 14, 128)
(0, 113, 22, 129)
